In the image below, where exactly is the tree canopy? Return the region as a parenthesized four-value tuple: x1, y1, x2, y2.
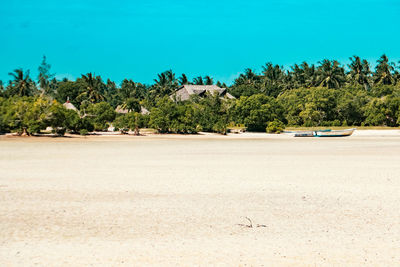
(1, 54, 400, 136)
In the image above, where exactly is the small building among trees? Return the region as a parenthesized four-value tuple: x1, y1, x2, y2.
(63, 100, 78, 111)
(171, 85, 235, 101)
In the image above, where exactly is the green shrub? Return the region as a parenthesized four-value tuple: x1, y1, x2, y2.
(332, 119, 341, 126)
(212, 120, 227, 135)
(266, 119, 285, 134)
(52, 127, 66, 136)
(80, 129, 89, 136)
(232, 94, 284, 131)
(85, 102, 116, 131)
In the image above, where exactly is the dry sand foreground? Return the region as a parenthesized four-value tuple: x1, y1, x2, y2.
(1, 131, 400, 266)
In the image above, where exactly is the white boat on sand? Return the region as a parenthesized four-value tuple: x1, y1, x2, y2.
(292, 128, 356, 137)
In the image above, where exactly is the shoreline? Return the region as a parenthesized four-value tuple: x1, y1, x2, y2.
(1, 129, 399, 142)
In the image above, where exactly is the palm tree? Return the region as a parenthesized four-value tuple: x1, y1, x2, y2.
(154, 72, 167, 86)
(347, 56, 371, 90)
(153, 70, 178, 95)
(262, 63, 286, 83)
(234, 68, 259, 86)
(216, 81, 227, 88)
(193, 76, 204, 85)
(8, 69, 36, 96)
(119, 79, 144, 112)
(165, 70, 176, 83)
(290, 62, 316, 88)
(124, 98, 141, 113)
(105, 79, 117, 94)
(0, 80, 4, 97)
(261, 63, 286, 96)
(373, 54, 395, 85)
(394, 61, 400, 84)
(204, 76, 213, 85)
(315, 60, 346, 89)
(120, 79, 136, 100)
(179, 74, 189, 85)
(78, 73, 105, 103)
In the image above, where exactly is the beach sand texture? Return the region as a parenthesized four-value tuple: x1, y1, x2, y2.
(1, 132, 400, 266)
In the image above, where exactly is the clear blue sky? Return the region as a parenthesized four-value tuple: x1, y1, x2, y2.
(1, 0, 399, 85)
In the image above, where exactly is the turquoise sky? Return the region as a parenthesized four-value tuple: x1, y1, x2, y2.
(1, 0, 399, 85)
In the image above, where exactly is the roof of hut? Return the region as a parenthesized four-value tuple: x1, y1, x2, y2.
(115, 105, 129, 114)
(171, 85, 235, 101)
(140, 106, 150, 115)
(63, 101, 78, 111)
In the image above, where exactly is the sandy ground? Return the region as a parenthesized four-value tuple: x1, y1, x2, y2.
(1, 130, 400, 266)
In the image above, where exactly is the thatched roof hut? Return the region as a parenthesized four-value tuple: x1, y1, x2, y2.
(115, 105, 129, 114)
(140, 106, 150, 115)
(170, 85, 235, 101)
(63, 100, 78, 111)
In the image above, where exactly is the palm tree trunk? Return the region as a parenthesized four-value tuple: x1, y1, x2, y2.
(134, 125, 140, 136)
(134, 114, 140, 135)
(21, 128, 29, 136)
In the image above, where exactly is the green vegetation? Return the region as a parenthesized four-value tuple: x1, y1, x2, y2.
(1, 54, 400, 136)
(266, 120, 285, 134)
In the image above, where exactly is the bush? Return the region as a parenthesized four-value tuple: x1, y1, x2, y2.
(113, 114, 129, 133)
(212, 120, 227, 135)
(3, 96, 50, 135)
(332, 119, 341, 126)
(52, 127, 66, 136)
(149, 97, 198, 133)
(85, 102, 116, 131)
(266, 119, 285, 134)
(233, 94, 284, 131)
(80, 129, 89, 136)
(74, 117, 94, 133)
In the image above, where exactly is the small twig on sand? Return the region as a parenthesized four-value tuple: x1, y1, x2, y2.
(237, 217, 253, 228)
(245, 216, 253, 228)
(237, 217, 267, 228)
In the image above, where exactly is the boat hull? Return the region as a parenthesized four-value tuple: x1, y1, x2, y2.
(293, 128, 356, 137)
(314, 128, 355, 137)
(294, 131, 314, 137)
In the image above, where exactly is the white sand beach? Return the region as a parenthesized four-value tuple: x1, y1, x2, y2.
(1, 130, 400, 266)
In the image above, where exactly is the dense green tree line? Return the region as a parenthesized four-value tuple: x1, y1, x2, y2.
(1, 55, 400, 135)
